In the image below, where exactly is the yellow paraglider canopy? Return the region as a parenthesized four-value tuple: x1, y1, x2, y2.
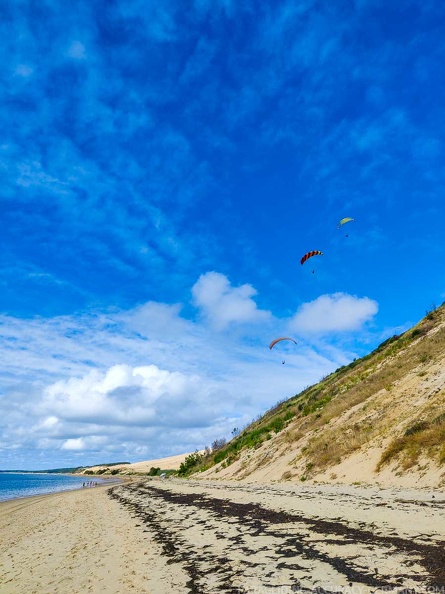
(337, 217, 354, 228)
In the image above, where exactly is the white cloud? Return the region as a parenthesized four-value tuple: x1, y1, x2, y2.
(121, 301, 191, 339)
(61, 436, 107, 451)
(42, 363, 227, 428)
(0, 273, 363, 469)
(62, 438, 87, 451)
(289, 293, 378, 335)
(40, 416, 59, 429)
(192, 272, 271, 330)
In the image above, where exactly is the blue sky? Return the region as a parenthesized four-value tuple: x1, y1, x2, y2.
(1, 0, 445, 469)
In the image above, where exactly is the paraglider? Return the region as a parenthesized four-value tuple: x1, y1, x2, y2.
(269, 337, 297, 350)
(337, 217, 354, 237)
(300, 250, 323, 265)
(337, 217, 354, 228)
(269, 337, 297, 365)
(300, 250, 323, 273)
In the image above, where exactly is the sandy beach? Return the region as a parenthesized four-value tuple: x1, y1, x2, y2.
(1, 479, 444, 594)
(0, 481, 187, 594)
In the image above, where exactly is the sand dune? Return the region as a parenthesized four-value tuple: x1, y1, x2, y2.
(84, 451, 200, 474)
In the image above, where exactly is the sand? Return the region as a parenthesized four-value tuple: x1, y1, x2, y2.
(1, 478, 444, 593)
(0, 481, 188, 594)
(83, 451, 203, 474)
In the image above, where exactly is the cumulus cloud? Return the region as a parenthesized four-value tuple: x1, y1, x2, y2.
(62, 435, 109, 451)
(62, 438, 88, 451)
(289, 293, 378, 335)
(0, 275, 366, 469)
(191, 272, 271, 330)
(42, 363, 228, 429)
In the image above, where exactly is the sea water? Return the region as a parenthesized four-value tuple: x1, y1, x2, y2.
(0, 472, 104, 502)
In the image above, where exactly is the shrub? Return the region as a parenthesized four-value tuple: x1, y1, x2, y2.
(375, 335, 399, 352)
(270, 416, 285, 433)
(433, 413, 445, 426)
(213, 450, 228, 464)
(425, 303, 437, 320)
(177, 450, 203, 477)
(404, 421, 429, 436)
(211, 438, 227, 452)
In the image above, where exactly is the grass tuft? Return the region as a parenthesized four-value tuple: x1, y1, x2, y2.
(377, 415, 445, 472)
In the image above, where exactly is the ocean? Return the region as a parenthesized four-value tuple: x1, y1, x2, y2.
(0, 472, 105, 502)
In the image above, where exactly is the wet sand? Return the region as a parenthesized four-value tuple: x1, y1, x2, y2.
(1, 478, 444, 593)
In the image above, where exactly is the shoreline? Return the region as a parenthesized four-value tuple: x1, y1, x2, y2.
(0, 476, 117, 507)
(0, 473, 122, 506)
(0, 480, 169, 594)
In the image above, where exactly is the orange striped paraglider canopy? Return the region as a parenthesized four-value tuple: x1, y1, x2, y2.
(300, 250, 323, 265)
(269, 337, 297, 350)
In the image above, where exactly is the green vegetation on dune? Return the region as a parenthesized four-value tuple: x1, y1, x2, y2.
(184, 303, 445, 479)
(65, 304, 445, 482)
(176, 410, 297, 477)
